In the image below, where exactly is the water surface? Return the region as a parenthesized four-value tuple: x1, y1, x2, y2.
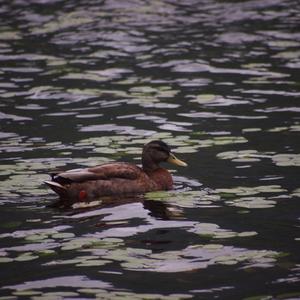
(0, 0, 300, 299)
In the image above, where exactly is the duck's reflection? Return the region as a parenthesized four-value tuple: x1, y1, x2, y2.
(143, 200, 183, 220)
(51, 193, 184, 222)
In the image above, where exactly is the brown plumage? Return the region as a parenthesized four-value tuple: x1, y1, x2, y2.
(44, 140, 187, 203)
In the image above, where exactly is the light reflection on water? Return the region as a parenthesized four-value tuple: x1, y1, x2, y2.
(0, 0, 300, 298)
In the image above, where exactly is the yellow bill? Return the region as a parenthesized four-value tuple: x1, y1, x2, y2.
(167, 153, 187, 167)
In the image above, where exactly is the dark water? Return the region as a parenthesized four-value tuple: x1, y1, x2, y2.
(0, 0, 300, 299)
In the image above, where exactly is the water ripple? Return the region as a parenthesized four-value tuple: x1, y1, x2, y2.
(0, 0, 299, 298)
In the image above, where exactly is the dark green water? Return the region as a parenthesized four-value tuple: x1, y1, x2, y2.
(0, 0, 299, 299)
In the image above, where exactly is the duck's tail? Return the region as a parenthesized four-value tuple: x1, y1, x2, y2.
(44, 181, 67, 198)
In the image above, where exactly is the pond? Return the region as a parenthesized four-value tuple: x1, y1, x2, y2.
(0, 0, 299, 299)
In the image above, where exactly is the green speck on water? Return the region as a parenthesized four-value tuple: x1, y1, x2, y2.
(1, 221, 22, 229)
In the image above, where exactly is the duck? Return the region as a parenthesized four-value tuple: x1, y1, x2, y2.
(45, 140, 187, 203)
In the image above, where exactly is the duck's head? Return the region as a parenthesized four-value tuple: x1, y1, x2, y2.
(142, 140, 187, 172)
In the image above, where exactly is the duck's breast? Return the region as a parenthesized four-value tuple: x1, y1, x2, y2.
(148, 168, 173, 191)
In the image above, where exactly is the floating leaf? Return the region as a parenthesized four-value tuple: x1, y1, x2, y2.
(272, 154, 300, 167)
(37, 250, 56, 257)
(15, 253, 39, 262)
(242, 128, 262, 133)
(25, 234, 49, 242)
(237, 232, 258, 237)
(217, 150, 259, 160)
(78, 288, 107, 295)
(291, 188, 300, 197)
(0, 257, 13, 263)
(226, 197, 276, 209)
(76, 259, 111, 267)
(190, 94, 217, 104)
(51, 232, 75, 239)
(216, 185, 286, 197)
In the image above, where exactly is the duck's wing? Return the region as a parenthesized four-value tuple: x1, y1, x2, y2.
(53, 162, 141, 183)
